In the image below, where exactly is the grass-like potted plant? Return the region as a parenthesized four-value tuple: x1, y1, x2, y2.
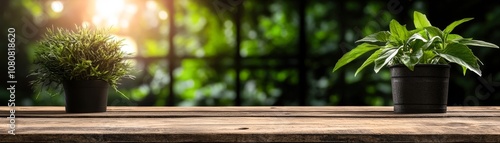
(30, 26, 134, 113)
(333, 11, 499, 113)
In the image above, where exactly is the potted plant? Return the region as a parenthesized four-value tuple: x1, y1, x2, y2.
(30, 26, 134, 113)
(333, 11, 498, 113)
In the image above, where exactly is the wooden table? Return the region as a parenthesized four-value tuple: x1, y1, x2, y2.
(1, 106, 500, 142)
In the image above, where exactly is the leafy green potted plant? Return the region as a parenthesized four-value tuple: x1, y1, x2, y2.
(30, 26, 134, 113)
(333, 11, 499, 113)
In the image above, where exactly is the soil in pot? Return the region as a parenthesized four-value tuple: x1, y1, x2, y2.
(63, 80, 109, 113)
(390, 64, 450, 113)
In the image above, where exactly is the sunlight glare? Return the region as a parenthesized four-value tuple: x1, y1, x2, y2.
(113, 35, 138, 56)
(146, 0, 157, 10)
(51, 1, 64, 13)
(126, 5, 138, 14)
(158, 11, 168, 20)
(95, 0, 125, 18)
(92, 16, 101, 25)
(92, 0, 138, 27)
(82, 21, 90, 28)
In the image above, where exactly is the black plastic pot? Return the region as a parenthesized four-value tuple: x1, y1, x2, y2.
(390, 64, 450, 113)
(63, 80, 109, 113)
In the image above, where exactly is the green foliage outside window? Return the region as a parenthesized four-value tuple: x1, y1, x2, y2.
(0, 0, 499, 106)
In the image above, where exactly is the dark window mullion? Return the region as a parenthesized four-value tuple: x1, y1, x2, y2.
(166, 0, 176, 106)
(235, 0, 244, 106)
(298, 0, 307, 106)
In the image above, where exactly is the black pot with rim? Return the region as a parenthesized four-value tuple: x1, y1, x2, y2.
(390, 64, 450, 113)
(63, 80, 109, 113)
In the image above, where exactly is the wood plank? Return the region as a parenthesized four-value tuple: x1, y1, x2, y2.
(2, 111, 500, 118)
(3, 134, 500, 142)
(1, 106, 499, 118)
(1, 106, 500, 112)
(1, 117, 500, 142)
(1, 106, 500, 142)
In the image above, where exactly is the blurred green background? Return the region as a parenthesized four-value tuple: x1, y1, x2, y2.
(1, 0, 499, 106)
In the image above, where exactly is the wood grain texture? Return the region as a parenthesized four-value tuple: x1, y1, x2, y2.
(1, 106, 500, 142)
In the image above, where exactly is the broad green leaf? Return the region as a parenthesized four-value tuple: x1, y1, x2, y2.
(430, 56, 444, 64)
(415, 28, 430, 40)
(411, 36, 426, 50)
(389, 20, 409, 41)
(401, 43, 423, 71)
(412, 45, 424, 58)
(447, 34, 464, 43)
(355, 49, 382, 76)
(421, 50, 436, 64)
(438, 43, 481, 76)
(443, 18, 473, 34)
(413, 11, 432, 29)
(388, 35, 400, 46)
(374, 47, 401, 73)
(409, 29, 422, 35)
(407, 33, 427, 43)
(356, 31, 391, 43)
(400, 54, 413, 70)
(457, 39, 499, 48)
(401, 54, 422, 70)
(421, 36, 442, 50)
(333, 43, 380, 72)
(424, 26, 444, 39)
(447, 34, 463, 41)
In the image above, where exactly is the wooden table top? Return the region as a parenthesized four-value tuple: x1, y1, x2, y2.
(1, 106, 500, 142)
